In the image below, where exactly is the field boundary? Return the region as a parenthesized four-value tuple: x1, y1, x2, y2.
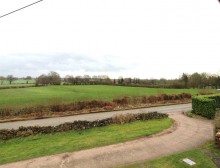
(0, 102, 191, 123)
(0, 112, 169, 140)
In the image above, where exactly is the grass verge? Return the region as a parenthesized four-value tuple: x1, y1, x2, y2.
(185, 110, 209, 120)
(0, 118, 173, 165)
(119, 143, 220, 168)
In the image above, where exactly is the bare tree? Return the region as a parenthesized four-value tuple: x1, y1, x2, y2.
(0, 76, 5, 85)
(189, 73, 201, 88)
(36, 74, 49, 86)
(6, 75, 16, 85)
(48, 71, 61, 85)
(181, 73, 189, 88)
(83, 75, 91, 84)
(64, 75, 75, 84)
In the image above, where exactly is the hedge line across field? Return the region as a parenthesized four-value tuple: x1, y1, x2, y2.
(0, 93, 191, 117)
(192, 94, 220, 119)
(0, 112, 168, 140)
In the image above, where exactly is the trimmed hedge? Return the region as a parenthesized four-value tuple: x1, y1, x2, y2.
(192, 94, 220, 119)
(0, 112, 168, 140)
(208, 95, 220, 108)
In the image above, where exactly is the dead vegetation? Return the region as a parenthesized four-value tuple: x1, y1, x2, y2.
(0, 93, 191, 121)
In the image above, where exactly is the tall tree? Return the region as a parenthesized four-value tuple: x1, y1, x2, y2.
(181, 73, 189, 88)
(48, 71, 61, 85)
(189, 73, 201, 88)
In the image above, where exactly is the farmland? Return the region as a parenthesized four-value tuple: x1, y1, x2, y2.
(0, 79, 35, 86)
(0, 85, 211, 109)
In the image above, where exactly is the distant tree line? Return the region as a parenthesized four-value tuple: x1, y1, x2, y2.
(0, 72, 220, 89)
(62, 72, 220, 89)
(0, 75, 33, 85)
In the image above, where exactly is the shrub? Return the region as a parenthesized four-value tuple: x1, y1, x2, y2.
(112, 113, 136, 124)
(132, 96, 141, 105)
(113, 97, 129, 106)
(148, 96, 157, 103)
(161, 94, 169, 101)
(74, 100, 116, 110)
(208, 95, 220, 108)
(0, 108, 13, 116)
(181, 93, 192, 99)
(192, 96, 216, 119)
(141, 96, 147, 103)
(192, 94, 220, 119)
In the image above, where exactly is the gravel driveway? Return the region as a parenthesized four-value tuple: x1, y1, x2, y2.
(0, 112, 213, 168)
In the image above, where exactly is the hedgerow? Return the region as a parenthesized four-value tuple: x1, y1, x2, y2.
(0, 93, 191, 118)
(192, 94, 220, 119)
(208, 95, 220, 108)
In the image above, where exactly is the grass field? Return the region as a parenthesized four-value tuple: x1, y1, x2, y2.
(0, 79, 35, 86)
(0, 85, 210, 109)
(120, 143, 220, 168)
(0, 118, 172, 165)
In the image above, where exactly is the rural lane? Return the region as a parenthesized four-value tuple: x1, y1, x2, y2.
(0, 103, 191, 129)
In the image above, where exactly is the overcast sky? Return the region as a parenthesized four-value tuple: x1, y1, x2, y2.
(0, 0, 220, 79)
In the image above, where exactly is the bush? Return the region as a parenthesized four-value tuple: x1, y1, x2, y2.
(112, 113, 136, 124)
(0, 107, 13, 116)
(141, 96, 147, 103)
(74, 100, 116, 110)
(192, 96, 216, 119)
(180, 93, 192, 99)
(113, 97, 129, 106)
(148, 96, 157, 103)
(208, 95, 220, 108)
(192, 94, 220, 119)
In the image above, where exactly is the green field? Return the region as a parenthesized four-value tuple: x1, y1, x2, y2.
(120, 143, 220, 168)
(0, 79, 35, 87)
(0, 85, 206, 108)
(0, 118, 172, 165)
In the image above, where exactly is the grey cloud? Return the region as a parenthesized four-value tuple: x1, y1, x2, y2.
(0, 53, 129, 77)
